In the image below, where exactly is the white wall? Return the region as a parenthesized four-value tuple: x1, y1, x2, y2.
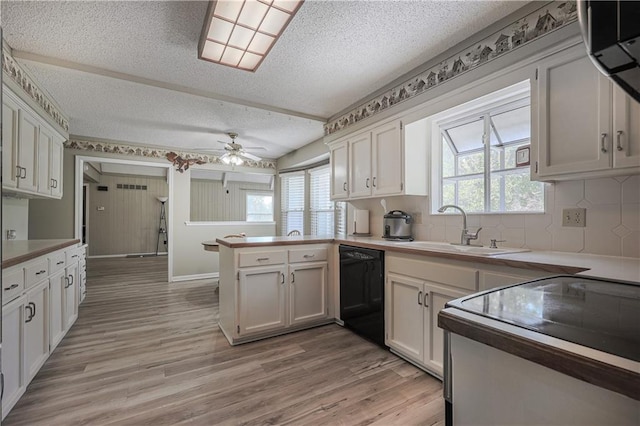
(349, 175, 640, 257)
(2, 197, 29, 240)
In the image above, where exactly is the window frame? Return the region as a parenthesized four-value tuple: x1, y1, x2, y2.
(430, 81, 544, 215)
(245, 191, 274, 222)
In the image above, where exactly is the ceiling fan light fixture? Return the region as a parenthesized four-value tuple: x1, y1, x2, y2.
(198, 0, 303, 72)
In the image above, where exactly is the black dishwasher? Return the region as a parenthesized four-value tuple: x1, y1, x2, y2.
(339, 245, 385, 347)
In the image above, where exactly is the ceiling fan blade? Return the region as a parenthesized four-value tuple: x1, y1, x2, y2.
(219, 152, 231, 159)
(241, 151, 262, 161)
(241, 146, 267, 151)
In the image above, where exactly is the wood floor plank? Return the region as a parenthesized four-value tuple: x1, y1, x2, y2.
(4, 256, 444, 425)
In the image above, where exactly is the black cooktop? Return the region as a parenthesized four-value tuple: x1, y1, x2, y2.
(447, 275, 640, 362)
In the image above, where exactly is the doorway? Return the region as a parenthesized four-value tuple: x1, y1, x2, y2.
(75, 156, 174, 281)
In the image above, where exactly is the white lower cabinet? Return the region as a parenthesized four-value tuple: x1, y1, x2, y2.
(289, 262, 328, 326)
(24, 281, 50, 383)
(385, 253, 478, 377)
(386, 272, 467, 376)
(1, 296, 26, 420)
(219, 244, 331, 344)
(49, 269, 66, 351)
(64, 262, 79, 329)
(1, 243, 85, 420)
(238, 265, 287, 335)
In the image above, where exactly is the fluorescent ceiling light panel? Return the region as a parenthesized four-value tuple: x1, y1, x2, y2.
(199, 0, 303, 72)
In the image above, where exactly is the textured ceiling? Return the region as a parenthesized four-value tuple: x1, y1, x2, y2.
(2, 0, 525, 159)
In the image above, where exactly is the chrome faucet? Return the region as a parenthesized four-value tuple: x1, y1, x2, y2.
(437, 204, 482, 246)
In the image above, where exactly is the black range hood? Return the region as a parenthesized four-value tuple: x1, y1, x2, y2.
(578, 0, 640, 103)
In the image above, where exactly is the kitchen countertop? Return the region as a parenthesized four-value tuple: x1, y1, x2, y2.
(2, 239, 81, 268)
(214, 235, 640, 283)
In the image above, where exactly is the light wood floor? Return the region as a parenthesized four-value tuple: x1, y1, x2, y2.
(5, 256, 444, 425)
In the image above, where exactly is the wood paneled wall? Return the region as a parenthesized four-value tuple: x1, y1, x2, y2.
(190, 179, 272, 221)
(87, 174, 168, 256)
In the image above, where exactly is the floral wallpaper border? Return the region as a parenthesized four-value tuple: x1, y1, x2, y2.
(2, 44, 70, 133)
(324, 0, 578, 135)
(65, 138, 277, 170)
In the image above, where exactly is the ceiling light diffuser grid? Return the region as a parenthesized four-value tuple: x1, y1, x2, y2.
(198, 0, 303, 72)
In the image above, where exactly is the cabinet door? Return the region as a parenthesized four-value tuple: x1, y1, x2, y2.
(2, 94, 20, 189)
(64, 263, 79, 331)
(349, 132, 372, 198)
(17, 108, 40, 192)
(535, 47, 611, 178)
(372, 120, 403, 196)
(238, 266, 286, 335)
(24, 281, 49, 383)
(49, 270, 66, 352)
(37, 125, 52, 195)
(612, 86, 640, 170)
(1, 296, 26, 420)
(330, 141, 349, 200)
(289, 262, 327, 326)
(422, 282, 467, 377)
(386, 273, 423, 363)
(49, 136, 64, 198)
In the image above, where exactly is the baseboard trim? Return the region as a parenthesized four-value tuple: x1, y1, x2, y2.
(171, 272, 219, 282)
(88, 252, 167, 259)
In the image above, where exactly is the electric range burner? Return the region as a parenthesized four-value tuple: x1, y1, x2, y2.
(447, 275, 640, 362)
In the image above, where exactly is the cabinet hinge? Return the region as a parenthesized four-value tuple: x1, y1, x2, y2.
(237, 271, 240, 280)
(535, 161, 538, 173)
(400, 182, 404, 191)
(237, 325, 240, 333)
(535, 69, 538, 80)
(400, 121, 403, 130)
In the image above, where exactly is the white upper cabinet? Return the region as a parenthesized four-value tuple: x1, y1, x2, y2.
(2, 85, 66, 199)
(2, 94, 20, 189)
(371, 120, 403, 196)
(328, 118, 426, 201)
(349, 131, 373, 198)
(329, 141, 349, 200)
(17, 108, 40, 193)
(533, 45, 640, 180)
(612, 86, 640, 169)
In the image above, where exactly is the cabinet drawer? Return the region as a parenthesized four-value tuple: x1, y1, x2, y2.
(288, 248, 328, 263)
(387, 255, 478, 292)
(2, 267, 24, 304)
(66, 246, 82, 264)
(238, 251, 286, 267)
(49, 251, 66, 274)
(25, 258, 49, 288)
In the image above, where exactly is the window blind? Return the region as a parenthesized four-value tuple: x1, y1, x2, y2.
(310, 166, 334, 236)
(280, 172, 305, 235)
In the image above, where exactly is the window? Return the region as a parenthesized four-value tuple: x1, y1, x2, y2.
(435, 84, 544, 213)
(280, 172, 305, 235)
(280, 166, 347, 236)
(246, 193, 273, 222)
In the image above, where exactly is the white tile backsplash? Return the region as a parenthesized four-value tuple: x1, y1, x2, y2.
(347, 175, 640, 257)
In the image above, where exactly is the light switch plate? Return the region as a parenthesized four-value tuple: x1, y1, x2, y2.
(562, 208, 586, 227)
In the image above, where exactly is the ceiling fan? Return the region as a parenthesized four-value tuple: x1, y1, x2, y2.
(196, 132, 265, 166)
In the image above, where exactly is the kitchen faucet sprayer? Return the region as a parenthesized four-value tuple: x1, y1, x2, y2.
(437, 204, 482, 246)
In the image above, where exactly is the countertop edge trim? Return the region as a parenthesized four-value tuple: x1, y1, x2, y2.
(438, 309, 640, 401)
(2, 239, 81, 268)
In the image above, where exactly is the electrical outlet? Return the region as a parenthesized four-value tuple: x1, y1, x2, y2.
(562, 208, 586, 227)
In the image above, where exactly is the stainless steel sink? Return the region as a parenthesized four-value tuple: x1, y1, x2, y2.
(394, 241, 530, 256)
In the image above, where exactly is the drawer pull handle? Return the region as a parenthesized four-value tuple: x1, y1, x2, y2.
(3, 284, 19, 291)
(343, 182, 347, 192)
(25, 304, 34, 323)
(418, 290, 423, 306)
(72, 255, 79, 258)
(424, 292, 429, 308)
(281, 273, 285, 285)
(256, 257, 269, 261)
(303, 254, 315, 258)
(36, 270, 46, 275)
(56, 261, 64, 265)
